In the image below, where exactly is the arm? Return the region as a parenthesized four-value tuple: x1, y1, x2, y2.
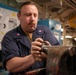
(2, 33, 35, 72)
(2, 33, 48, 73)
(6, 38, 48, 72)
(6, 54, 35, 72)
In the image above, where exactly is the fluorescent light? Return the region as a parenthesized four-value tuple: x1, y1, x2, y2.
(61, 37, 63, 40)
(65, 36, 72, 38)
(74, 38, 76, 40)
(61, 36, 72, 40)
(61, 28, 63, 32)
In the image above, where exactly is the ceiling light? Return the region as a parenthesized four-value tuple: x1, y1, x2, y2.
(74, 38, 76, 40)
(61, 28, 63, 32)
(61, 36, 72, 40)
(65, 36, 72, 38)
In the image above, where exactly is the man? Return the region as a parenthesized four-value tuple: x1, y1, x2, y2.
(2, 1, 59, 75)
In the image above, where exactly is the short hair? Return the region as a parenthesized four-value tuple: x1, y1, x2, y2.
(18, 1, 37, 14)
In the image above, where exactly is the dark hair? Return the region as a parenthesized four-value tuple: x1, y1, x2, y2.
(18, 1, 36, 14)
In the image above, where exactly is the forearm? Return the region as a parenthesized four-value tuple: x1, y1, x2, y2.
(6, 54, 35, 72)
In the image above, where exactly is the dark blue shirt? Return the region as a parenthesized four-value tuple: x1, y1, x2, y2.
(2, 25, 59, 75)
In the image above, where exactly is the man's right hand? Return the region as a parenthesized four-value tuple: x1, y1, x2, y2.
(31, 38, 51, 62)
(31, 38, 44, 61)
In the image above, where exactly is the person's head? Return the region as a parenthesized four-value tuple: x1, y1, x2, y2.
(17, 1, 38, 33)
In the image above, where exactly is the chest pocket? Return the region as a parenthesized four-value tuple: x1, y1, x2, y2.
(32, 29, 46, 41)
(16, 40, 30, 57)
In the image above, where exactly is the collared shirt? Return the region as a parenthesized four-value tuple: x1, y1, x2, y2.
(2, 25, 59, 75)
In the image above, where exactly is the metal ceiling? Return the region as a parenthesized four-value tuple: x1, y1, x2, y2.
(0, 0, 76, 37)
(0, 0, 76, 20)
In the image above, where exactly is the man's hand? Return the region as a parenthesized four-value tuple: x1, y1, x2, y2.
(31, 38, 51, 62)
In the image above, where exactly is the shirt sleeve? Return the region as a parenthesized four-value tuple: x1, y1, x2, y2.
(44, 26, 60, 45)
(1, 32, 19, 69)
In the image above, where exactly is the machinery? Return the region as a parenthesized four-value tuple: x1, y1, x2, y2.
(43, 45, 76, 75)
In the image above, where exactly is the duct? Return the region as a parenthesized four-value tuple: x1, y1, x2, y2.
(64, 0, 76, 10)
(68, 14, 76, 28)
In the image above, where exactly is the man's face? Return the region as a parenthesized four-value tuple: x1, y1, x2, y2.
(17, 5, 38, 33)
